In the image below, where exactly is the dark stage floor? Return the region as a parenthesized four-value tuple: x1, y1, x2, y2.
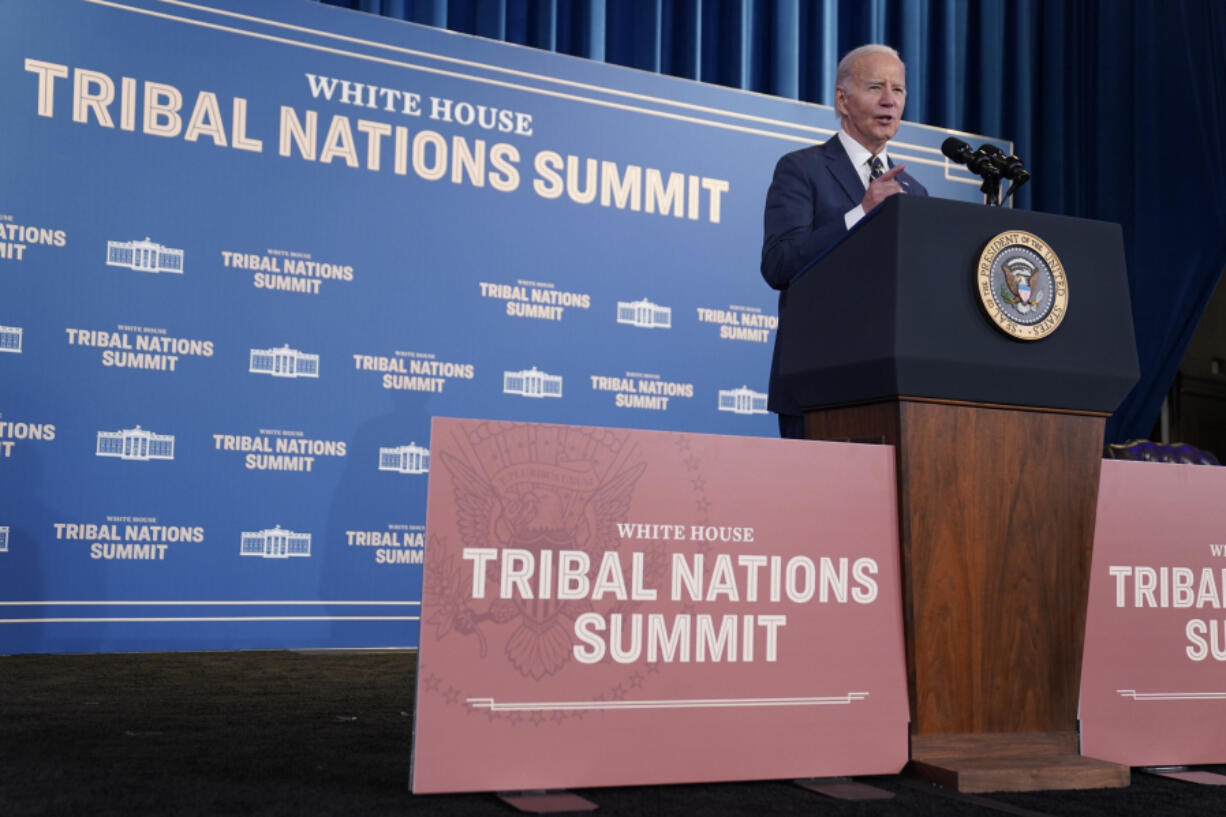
(2, 650, 1224, 816)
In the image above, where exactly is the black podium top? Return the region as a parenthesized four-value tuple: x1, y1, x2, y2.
(777, 195, 1140, 414)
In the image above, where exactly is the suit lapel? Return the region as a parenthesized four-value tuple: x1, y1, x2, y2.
(887, 156, 921, 192)
(820, 137, 864, 206)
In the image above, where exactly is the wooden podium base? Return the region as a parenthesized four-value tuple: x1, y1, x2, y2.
(908, 733, 1129, 793)
(805, 398, 1128, 793)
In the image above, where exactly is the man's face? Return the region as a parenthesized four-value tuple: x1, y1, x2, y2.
(835, 52, 906, 154)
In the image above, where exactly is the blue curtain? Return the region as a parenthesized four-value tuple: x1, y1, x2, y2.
(321, 0, 1226, 444)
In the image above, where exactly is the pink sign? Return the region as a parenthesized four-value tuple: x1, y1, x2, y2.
(412, 418, 908, 793)
(1080, 460, 1226, 766)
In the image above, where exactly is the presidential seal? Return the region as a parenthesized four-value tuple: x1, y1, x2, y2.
(975, 230, 1068, 340)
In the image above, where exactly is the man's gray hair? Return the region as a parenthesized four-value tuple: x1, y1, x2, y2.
(835, 44, 903, 92)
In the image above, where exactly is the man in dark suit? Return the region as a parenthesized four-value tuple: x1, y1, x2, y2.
(761, 44, 928, 438)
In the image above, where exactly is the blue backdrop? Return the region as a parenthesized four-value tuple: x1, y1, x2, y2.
(326, 0, 1226, 446)
(1, 0, 998, 653)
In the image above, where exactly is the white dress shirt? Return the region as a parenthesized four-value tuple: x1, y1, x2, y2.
(838, 127, 893, 230)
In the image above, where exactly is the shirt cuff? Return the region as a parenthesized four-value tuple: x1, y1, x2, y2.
(844, 204, 866, 230)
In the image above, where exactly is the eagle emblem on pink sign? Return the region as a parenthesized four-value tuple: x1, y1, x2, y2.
(430, 421, 648, 679)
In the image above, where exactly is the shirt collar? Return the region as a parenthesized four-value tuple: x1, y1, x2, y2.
(837, 127, 889, 171)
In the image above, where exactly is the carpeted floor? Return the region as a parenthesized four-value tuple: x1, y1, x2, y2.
(2, 650, 1224, 816)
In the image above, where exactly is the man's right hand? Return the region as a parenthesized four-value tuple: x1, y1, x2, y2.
(861, 163, 909, 212)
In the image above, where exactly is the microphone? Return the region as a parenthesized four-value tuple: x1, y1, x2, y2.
(942, 137, 1000, 181)
(978, 144, 1031, 184)
(968, 145, 1003, 181)
(977, 144, 1031, 204)
(943, 136, 1030, 206)
(941, 136, 975, 164)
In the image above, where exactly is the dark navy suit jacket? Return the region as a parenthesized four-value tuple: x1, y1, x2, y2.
(760, 136, 928, 418)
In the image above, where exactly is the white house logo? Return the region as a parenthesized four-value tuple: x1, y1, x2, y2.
(0, 526, 9, 553)
(105, 238, 184, 274)
(0, 324, 22, 353)
(503, 367, 563, 398)
(240, 525, 311, 559)
(96, 426, 175, 460)
(379, 443, 430, 475)
(249, 345, 319, 378)
(717, 386, 768, 415)
(617, 298, 672, 329)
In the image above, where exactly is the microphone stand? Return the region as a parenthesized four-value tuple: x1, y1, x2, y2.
(981, 170, 1003, 207)
(966, 148, 1003, 206)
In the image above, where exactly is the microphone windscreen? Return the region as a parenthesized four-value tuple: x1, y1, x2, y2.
(941, 137, 973, 163)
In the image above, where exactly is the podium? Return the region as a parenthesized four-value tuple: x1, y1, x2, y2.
(777, 195, 1140, 792)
